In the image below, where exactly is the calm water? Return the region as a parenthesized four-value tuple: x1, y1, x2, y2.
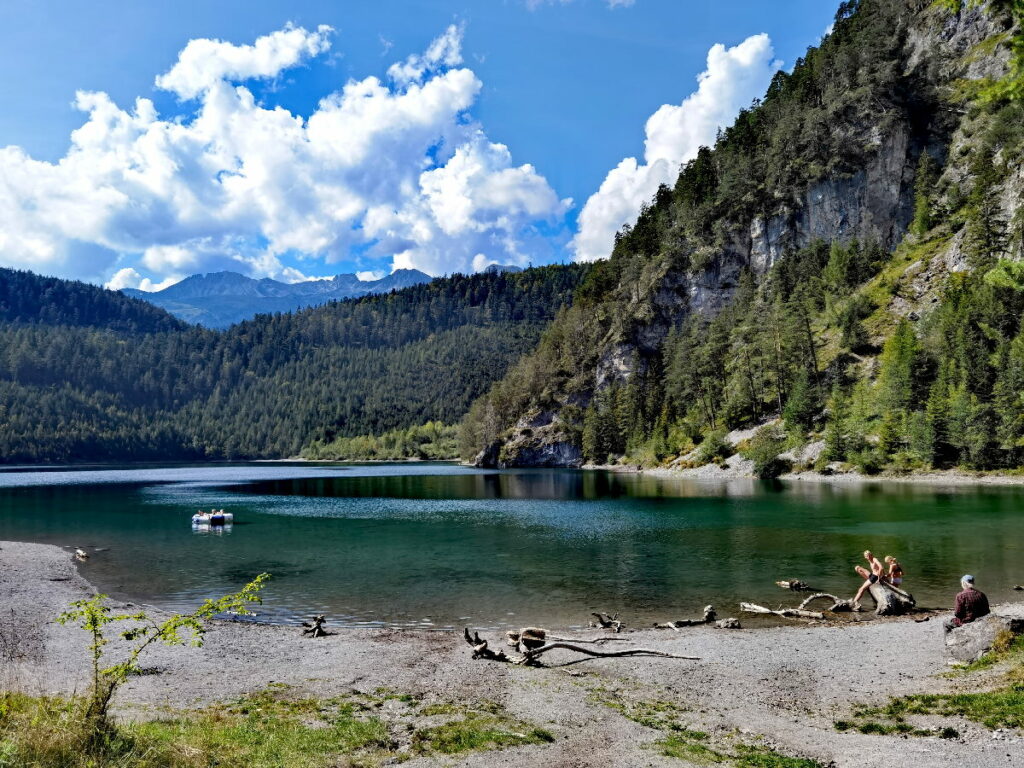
(1, 462, 1022, 629)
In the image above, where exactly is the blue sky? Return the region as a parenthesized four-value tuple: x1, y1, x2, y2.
(0, 0, 836, 288)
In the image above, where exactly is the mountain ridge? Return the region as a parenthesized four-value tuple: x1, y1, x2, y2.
(121, 268, 432, 327)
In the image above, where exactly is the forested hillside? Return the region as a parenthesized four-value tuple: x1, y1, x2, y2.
(0, 268, 184, 333)
(461, 0, 1024, 476)
(0, 265, 587, 462)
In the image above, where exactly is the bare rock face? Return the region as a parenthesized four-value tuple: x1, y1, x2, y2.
(945, 615, 1024, 663)
(475, 409, 583, 468)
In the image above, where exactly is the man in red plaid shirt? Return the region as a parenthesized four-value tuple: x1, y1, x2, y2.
(943, 574, 990, 632)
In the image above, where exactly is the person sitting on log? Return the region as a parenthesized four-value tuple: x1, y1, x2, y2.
(943, 574, 990, 632)
(884, 555, 904, 587)
(851, 550, 885, 610)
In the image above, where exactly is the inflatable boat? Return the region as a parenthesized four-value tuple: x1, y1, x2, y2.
(191, 510, 233, 526)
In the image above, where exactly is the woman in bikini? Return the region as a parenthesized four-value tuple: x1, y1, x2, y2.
(852, 550, 885, 609)
(885, 555, 905, 590)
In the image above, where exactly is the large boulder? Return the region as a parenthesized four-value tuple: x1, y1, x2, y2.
(945, 614, 1024, 663)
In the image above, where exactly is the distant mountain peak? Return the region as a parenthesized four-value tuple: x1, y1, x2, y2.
(483, 264, 523, 274)
(120, 268, 433, 327)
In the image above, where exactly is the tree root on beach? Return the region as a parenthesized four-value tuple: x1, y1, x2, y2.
(464, 627, 699, 666)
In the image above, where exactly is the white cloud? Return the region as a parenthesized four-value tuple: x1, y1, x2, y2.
(572, 33, 779, 262)
(105, 267, 182, 292)
(356, 269, 386, 281)
(155, 23, 333, 99)
(0, 24, 567, 284)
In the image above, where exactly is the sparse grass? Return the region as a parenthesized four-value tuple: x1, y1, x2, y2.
(0, 685, 553, 767)
(412, 713, 553, 754)
(836, 632, 1024, 738)
(590, 688, 823, 767)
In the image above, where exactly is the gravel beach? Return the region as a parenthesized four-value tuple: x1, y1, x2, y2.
(2, 540, 1022, 767)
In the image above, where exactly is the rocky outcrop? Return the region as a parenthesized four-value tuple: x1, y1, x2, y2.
(474, 410, 583, 468)
(945, 614, 1024, 663)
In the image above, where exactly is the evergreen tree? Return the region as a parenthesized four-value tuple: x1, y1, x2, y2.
(910, 152, 940, 237)
(964, 148, 1006, 267)
(783, 367, 817, 433)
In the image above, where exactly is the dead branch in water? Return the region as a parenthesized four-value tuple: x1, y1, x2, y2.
(775, 580, 819, 592)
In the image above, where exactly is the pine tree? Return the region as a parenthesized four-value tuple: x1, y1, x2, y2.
(783, 367, 817, 433)
(823, 385, 850, 461)
(877, 317, 920, 412)
(964, 148, 1006, 267)
(910, 152, 940, 237)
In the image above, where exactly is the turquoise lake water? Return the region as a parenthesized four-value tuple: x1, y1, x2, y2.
(1, 462, 1021, 628)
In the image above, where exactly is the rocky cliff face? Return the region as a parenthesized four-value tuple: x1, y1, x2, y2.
(478, 0, 1018, 468)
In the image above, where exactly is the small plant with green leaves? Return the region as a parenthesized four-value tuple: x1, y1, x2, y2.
(56, 573, 269, 735)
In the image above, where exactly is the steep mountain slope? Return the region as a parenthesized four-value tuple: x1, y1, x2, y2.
(0, 264, 587, 462)
(122, 269, 431, 327)
(461, 0, 1024, 473)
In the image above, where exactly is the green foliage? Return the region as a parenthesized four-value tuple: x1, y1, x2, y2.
(696, 428, 732, 465)
(56, 576, 268, 729)
(303, 421, 457, 461)
(742, 424, 790, 479)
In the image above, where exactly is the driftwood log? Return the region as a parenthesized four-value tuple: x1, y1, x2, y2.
(798, 593, 855, 612)
(589, 612, 623, 632)
(301, 614, 328, 638)
(655, 605, 741, 630)
(775, 580, 819, 592)
(867, 581, 916, 616)
(465, 627, 698, 666)
(740, 602, 825, 620)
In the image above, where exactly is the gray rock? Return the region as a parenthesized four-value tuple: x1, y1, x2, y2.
(944, 614, 1024, 662)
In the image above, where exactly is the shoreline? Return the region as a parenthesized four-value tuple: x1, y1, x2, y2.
(7, 457, 1024, 489)
(3, 540, 1022, 767)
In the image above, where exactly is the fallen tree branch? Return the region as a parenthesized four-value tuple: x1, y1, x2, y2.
(506, 628, 627, 647)
(465, 628, 698, 666)
(516, 641, 699, 666)
(740, 602, 824, 620)
(464, 628, 509, 662)
(797, 594, 855, 612)
(656, 605, 741, 630)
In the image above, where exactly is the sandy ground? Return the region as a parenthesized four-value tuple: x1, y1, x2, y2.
(2, 540, 1023, 768)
